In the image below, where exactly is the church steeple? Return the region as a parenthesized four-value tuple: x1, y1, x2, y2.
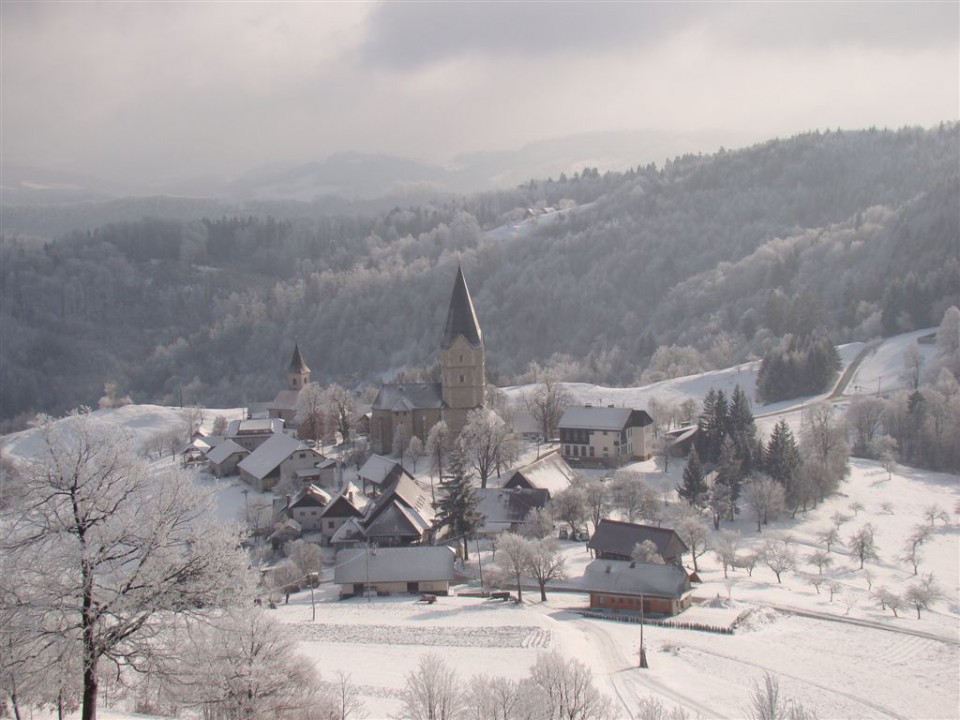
(287, 343, 311, 390)
(441, 266, 483, 350)
(440, 267, 485, 434)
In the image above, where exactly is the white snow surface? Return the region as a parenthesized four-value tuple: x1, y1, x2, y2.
(7, 331, 958, 719)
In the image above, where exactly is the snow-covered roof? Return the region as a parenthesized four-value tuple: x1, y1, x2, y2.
(371, 383, 443, 411)
(270, 389, 300, 412)
(330, 517, 365, 545)
(587, 519, 687, 561)
(580, 559, 690, 599)
(205, 438, 248, 465)
(476, 487, 549, 533)
(227, 417, 284, 436)
(559, 406, 652, 431)
(238, 433, 308, 481)
(505, 451, 576, 495)
(290, 485, 331, 509)
(359, 454, 408, 486)
(334, 546, 456, 584)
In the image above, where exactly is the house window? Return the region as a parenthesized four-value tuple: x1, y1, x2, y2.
(564, 445, 570, 455)
(459, 375, 465, 384)
(328, 521, 335, 529)
(310, 510, 317, 515)
(589, 446, 595, 457)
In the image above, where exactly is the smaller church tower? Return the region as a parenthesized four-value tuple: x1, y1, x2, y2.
(440, 267, 485, 436)
(287, 343, 311, 391)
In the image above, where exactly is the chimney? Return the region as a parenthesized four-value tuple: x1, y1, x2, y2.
(285, 494, 292, 509)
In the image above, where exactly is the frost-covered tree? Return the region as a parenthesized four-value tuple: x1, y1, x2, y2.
(905, 573, 943, 619)
(528, 538, 567, 601)
(675, 514, 709, 573)
(845, 395, 885, 457)
(713, 530, 740, 578)
(578, 475, 609, 531)
(324, 384, 359, 443)
(284, 539, 324, 578)
(399, 654, 462, 720)
(523, 372, 571, 440)
(529, 650, 614, 720)
(632, 539, 665, 566)
(426, 421, 452, 481)
(1, 411, 249, 720)
(815, 526, 842, 553)
(807, 550, 832, 575)
(464, 674, 540, 720)
(848, 524, 879, 569)
(761, 538, 796, 584)
(495, 533, 534, 602)
(406, 436, 425, 473)
(168, 607, 330, 718)
(800, 403, 849, 504)
(295, 382, 326, 442)
(743, 475, 786, 532)
(550, 485, 590, 538)
(460, 408, 513, 488)
(610, 471, 661, 524)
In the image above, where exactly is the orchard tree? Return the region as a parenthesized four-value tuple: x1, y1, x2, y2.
(399, 654, 462, 720)
(550, 485, 590, 538)
(529, 651, 614, 720)
(905, 573, 943, 619)
(815, 526, 842, 553)
(848, 524, 879, 569)
(761, 538, 796, 583)
(1, 410, 249, 720)
(743, 475, 785, 532)
(610, 471, 661, 524)
(712, 530, 740, 578)
(675, 514, 709, 573)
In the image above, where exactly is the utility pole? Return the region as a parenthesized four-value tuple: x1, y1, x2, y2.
(637, 594, 648, 669)
(475, 535, 484, 593)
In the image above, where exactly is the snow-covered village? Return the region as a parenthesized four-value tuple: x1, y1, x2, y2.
(2, 4, 959, 720)
(3, 262, 959, 719)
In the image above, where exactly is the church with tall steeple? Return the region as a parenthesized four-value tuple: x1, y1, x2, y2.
(369, 266, 486, 455)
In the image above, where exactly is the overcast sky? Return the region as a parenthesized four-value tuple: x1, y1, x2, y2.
(3, 1, 957, 184)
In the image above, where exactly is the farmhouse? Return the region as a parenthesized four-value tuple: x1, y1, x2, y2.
(581, 560, 692, 616)
(225, 417, 285, 452)
(205, 439, 248, 477)
(558, 405, 654, 466)
(358, 454, 416, 496)
(286, 484, 332, 532)
(237, 432, 324, 492)
(588, 519, 688, 565)
(334, 545, 457, 598)
(315, 482, 368, 546)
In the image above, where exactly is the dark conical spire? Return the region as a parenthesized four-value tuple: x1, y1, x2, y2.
(289, 342, 311, 374)
(441, 266, 482, 349)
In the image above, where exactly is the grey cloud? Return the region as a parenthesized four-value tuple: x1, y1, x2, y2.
(361, 1, 957, 70)
(359, 3, 703, 68)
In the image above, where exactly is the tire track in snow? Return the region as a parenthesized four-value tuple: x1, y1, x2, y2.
(576, 616, 716, 719)
(687, 644, 908, 720)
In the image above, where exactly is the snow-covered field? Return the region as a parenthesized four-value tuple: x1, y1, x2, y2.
(4, 330, 957, 719)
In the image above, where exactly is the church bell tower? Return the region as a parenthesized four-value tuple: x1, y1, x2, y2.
(440, 266, 485, 435)
(287, 342, 311, 391)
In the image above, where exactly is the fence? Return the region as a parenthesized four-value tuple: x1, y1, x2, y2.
(577, 610, 735, 635)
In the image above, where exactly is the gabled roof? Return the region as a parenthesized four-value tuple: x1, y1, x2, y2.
(290, 485, 331, 509)
(371, 383, 443, 411)
(476, 487, 549, 533)
(227, 418, 284, 436)
(206, 439, 248, 465)
(362, 473, 435, 533)
(238, 433, 309, 481)
(363, 501, 431, 541)
(358, 454, 414, 487)
(559, 407, 653, 432)
(580, 560, 690, 599)
(504, 451, 576, 495)
(334, 546, 456, 584)
(289, 343, 311, 374)
(440, 266, 482, 350)
(330, 517, 366, 545)
(270, 389, 300, 412)
(319, 482, 368, 519)
(587, 519, 688, 561)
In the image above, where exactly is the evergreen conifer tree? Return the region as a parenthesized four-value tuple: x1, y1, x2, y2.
(432, 447, 485, 560)
(764, 419, 803, 510)
(678, 448, 709, 509)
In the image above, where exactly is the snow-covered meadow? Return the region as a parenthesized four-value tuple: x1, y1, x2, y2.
(3, 329, 956, 719)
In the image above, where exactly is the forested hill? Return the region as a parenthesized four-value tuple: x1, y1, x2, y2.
(2, 125, 958, 424)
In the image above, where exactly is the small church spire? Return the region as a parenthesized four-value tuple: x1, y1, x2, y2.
(440, 266, 482, 350)
(288, 342, 311, 390)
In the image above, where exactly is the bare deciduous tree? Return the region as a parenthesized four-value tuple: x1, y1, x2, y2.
(743, 475, 786, 532)
(713, 530, 740, 578)
(496, 533, 534, 603)
(848, 524, 879, 569)
(528, 538, 567, 601)
(807, 549, 832, 575)
(905, 573, 943, 619)
(2, 410, 249, 720)
(460, 409, 514, 489)
(523, 373, 571, 440)
(761, 538, 796, 583)
(675, 514, 709, 572)
(400, 654, 463, 720)
(529, 650, 615, 720)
